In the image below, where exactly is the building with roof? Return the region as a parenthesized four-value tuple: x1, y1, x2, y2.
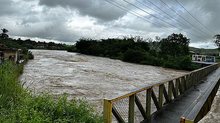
(0, 43, 19, 63)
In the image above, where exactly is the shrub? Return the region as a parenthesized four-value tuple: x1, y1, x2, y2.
(0, 62, 24, 108)
(162, 56, 199, 70)
(140, 54, 162, 66)
(28, 51, 34, 60)
(123, 49, 146, 63)
(0, 62, 102, 123)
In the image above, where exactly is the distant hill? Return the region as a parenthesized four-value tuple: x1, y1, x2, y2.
(189, 47, 219, 56)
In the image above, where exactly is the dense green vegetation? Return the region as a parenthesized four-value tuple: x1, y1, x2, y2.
(0, 28, 73, 51)
(0, 62, 102, 123)
(214, 34, 220, 50)
(0, 38, 71, 51)
(0, 29, 71, 51)
(73, 33, 200, 70)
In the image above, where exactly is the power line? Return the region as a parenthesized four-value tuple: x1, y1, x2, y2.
(105, 0, 181, 31)
(104, 0, 204, 39)
(122, 0, 178, 28)
(173, 0, 215, 35)
(135, 0, 208, 39)
(109, 0, 205, 39)
(121, 0, 206, 39)
(138, 0, 179, 23)
(104, 0, 166, 28)
(136, 0, 181, 25)
(158, 0, 212, 37)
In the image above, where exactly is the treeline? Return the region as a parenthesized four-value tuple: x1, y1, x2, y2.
(72, 33, 199, 70)
(0, 38, 72, 51)
(0, 28, 73, 51)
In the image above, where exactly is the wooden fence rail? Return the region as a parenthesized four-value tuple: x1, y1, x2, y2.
(103, 63, 219, 123)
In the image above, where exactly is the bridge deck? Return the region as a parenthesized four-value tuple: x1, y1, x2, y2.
(142, 68, 220, 123)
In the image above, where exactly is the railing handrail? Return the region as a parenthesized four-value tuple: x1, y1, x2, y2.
(180, 70, 220, 123)
(103, 63, 219, 123)
(104, 63, 219, 102)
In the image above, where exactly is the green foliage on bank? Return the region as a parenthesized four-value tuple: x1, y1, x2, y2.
(73, 34, 200, 70)
(0, 62, 24, 108)
(0, 62, 102, 123)
(0, 38, 71, 51)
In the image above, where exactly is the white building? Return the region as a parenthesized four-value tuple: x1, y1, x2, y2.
(192, 55, 215, 63)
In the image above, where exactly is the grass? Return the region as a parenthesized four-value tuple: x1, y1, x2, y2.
(0, 62, 103, 123)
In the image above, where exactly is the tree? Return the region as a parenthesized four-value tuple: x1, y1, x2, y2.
(214, 34, 220, 56)
(2, 28, 8, 34)
(160, 33, 190, 57)
(0, 28, 9, 39)
(214, 34, 220, 49)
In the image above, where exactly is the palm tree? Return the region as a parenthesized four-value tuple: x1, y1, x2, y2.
(1, 28, 8, 34)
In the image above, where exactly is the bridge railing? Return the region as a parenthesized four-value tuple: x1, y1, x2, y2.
(180, 79, 220, 123)
(103, 63, 219, 123)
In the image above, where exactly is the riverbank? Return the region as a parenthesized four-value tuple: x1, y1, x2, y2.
(0, 62, 102, 122)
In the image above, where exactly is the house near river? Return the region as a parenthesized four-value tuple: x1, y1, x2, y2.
(0, 43, 23, 64)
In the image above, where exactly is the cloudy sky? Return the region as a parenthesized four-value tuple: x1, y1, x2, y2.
(0, 0, 219, 48)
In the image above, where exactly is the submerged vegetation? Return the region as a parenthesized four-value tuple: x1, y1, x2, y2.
(72, 33, 200, 70)
(0, 62, 102, 123)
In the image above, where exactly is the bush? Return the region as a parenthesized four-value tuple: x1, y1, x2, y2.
(123, 49, 146, 63)
(66, 45, 77, 52)
(0, 95, 102, 123)
(0, 62, 102, 123)
(162, 56, 199, 70)
(140, 54, 162, 66)
(28, 51, 34, 60)
(0, 62, 24, 108)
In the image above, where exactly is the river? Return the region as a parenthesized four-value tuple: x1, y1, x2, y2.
(20, 50, 187, 113)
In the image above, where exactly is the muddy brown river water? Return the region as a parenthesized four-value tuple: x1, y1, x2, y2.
(20, 50, 188, 114)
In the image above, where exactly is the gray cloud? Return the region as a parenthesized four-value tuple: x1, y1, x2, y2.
(0, 0, 219, 48)
(39, 0, 127, 21)
(0, 0, 18, 16)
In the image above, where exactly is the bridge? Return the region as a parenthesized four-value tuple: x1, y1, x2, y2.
(103, 63, 220, 123)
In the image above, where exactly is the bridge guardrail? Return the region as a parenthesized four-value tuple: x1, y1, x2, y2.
(180, 69, 220, 123)
(103, 63, 219, 123)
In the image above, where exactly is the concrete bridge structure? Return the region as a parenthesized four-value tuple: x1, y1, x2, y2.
(103, 63, 220, 123)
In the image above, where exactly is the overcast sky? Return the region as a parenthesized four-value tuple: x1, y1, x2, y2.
(0, 0, 219, 48)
